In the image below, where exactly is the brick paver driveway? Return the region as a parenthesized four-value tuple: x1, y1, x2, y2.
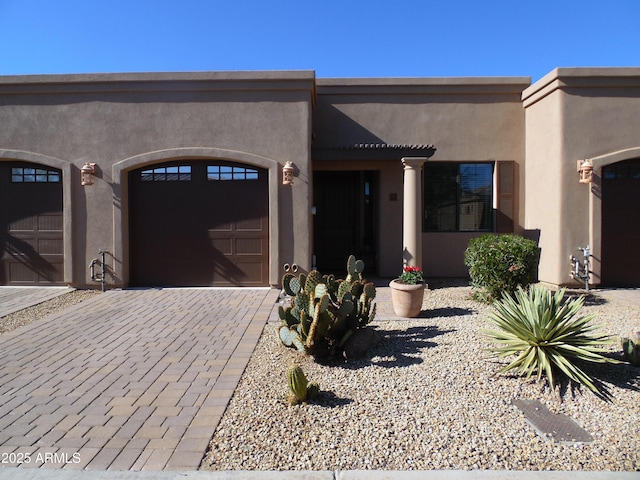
(0, 287, 278, 471)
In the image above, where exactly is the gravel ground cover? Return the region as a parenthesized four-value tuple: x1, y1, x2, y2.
(202, 285, 640, 472)
(0, 289, 101, 334)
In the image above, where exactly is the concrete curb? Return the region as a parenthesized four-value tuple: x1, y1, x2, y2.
(0, 470, 638, 480)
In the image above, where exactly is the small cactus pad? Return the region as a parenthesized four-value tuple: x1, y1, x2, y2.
(347, 255, 357, 275)
(283, 274, 301, 296)
(314, 283, 328, 299)
(338, 280, 351, 300)
(338, 298, 354, 316)
(279, 325, 295, 346)
(305, 270, 323, 295)
(318, 293, 330, 313)
(363, 282, 376, 299)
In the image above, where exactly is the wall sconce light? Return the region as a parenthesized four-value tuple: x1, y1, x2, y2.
(282, 161, 295, 185)
(577, 159, 594, 184)
(81, 163, 96, 186)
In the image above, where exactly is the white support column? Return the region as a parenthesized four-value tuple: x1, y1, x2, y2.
(401, 157, 428, 268)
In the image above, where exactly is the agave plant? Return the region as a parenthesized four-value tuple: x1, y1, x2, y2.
(483, 284, 618, 396)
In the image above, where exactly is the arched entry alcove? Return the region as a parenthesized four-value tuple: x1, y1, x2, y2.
(112, 148, 280, 287)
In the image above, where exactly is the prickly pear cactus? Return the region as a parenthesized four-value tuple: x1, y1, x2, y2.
(277, 255, 377, 358)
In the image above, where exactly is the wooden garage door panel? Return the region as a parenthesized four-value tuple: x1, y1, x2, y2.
(37, 214, 63, 231)
(236, 237, 264, 255)
(1, 162, 64, 286)
(129, 161, 269, 287)
(9, 262, 38, 283)
(211, 237, 233, 255)
(10, 260, 63, 283)
(236, 261, 264, 282)
(38, 237, 64, 255)
(9, 217, 37, 231)
(210, 222, 233, 232)
(236, 218, 263, 231)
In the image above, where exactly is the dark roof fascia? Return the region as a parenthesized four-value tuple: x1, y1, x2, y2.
(313, 144, 436, 161)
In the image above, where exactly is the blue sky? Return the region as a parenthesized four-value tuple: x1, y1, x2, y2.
(1, 0, 638, 81)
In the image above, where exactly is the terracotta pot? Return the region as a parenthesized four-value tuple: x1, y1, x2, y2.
(389, 279, 426, 317)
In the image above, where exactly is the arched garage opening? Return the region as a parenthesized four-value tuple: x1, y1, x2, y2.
(0, 161, 64, 285)
(601, 158, 640, 286)
(129, 160, 269, 287)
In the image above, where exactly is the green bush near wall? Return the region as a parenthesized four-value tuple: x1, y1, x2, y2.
(464, 233, 539, 302)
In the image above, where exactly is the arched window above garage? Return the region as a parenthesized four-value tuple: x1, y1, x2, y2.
(11, 166, 61, 183)
(207, 165, 258, 180)
(140, 165, 192, 181)
(603, 158, 640, 179)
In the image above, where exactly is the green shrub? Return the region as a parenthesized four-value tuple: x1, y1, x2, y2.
(483, 284, 618, 398)
(464, 233, 538, 301)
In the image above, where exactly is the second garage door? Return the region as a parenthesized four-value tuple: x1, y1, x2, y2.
(129, 161, 269, 287)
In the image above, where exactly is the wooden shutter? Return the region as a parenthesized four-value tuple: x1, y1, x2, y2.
(496, 161, 515, 233)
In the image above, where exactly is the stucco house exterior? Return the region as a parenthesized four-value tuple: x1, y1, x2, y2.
(1, 67, 638, 289)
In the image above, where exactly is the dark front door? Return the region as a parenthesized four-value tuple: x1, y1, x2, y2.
(601, 159, 640, 286)
(129, 161, 269, 287)
(313, 171, 377, 274)
(0, 162, 64, 285)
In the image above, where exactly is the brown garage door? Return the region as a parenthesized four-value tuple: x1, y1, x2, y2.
(601, 159, 640, 287)
(0, 162, 64, 285)
(129, 161, 269, 287)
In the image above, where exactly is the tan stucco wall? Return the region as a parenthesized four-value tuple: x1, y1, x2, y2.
(5, 68, 637, 287)
(0, 71, 315, 287)
(314, 77, 529, 278)
(523, 68, 640, 287)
